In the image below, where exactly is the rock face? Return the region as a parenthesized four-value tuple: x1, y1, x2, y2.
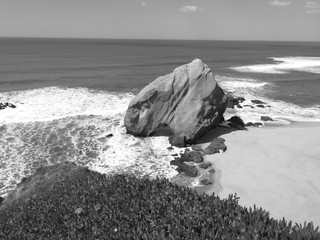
(124, 59, 227, 146)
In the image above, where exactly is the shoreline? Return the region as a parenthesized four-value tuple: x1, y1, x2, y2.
(195, 122, 320, 226)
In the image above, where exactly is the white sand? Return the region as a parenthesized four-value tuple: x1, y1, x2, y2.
(200, 123, 320, 227)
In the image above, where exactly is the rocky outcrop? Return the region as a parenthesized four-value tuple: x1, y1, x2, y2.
(124, 59, 227, 147)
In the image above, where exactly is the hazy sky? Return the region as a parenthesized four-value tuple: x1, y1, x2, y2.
(0, 0, 320, 41)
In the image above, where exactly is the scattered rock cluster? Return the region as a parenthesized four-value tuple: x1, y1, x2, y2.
(226, 95, 275, 127)
(170, 138, 227, 184)
(227, 95, 245, 109)
(0, 102, 16, 110)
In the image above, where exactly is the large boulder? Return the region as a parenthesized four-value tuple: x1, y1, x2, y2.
(124, 59, 227, 146)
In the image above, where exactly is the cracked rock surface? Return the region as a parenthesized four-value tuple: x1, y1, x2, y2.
(124, 59, 227, 146)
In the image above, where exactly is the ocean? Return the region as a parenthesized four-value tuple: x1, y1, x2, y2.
(1, 38, 320, 197)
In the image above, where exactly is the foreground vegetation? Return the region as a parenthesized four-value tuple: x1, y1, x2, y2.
(0, 162, 319, 239)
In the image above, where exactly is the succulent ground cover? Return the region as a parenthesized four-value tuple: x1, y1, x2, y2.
(0, 162, 319, 239)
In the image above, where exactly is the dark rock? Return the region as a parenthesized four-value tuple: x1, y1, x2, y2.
(0, 196, 4, 206)
(106, 133, 113, 137)
(245, 122, 254, 127)
(8, 103, 16, 108)
(251, 99, 265, 104)
(180, 149, 203, 163)
(0, 102, 16, 110)
(256, 104, 265, 108)
(200, 179, 213, 185)
(226, 116, 246, 130)
(198, 162, 212, 169)
(167, 146, 174, 151)
(124, 59, 227, 145)
(253, 122, 263, 127)
(244, 105, 254, 108)
(170, 158, 184, 166)
(171, 158, 198, 177)
(203, 138, 227, 155)
(170, 154, 199, 177)
(176, 164, 198, 177)
(261, 116, 273, 121)
(236, 97, 245, 103)
(191, 144, 203, 151)
(226, 95, 245, 109)
(226, 95, 237, 108)
(171, 153, 179, 157)
(169, 135, 186, 148)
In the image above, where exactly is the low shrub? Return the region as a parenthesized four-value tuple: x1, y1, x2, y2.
(0, 163, 319, 239)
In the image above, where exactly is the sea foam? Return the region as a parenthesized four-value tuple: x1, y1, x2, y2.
(0, 87, 178, 196)
(231, 57, 320, 74)
(216, 76, 320, 123)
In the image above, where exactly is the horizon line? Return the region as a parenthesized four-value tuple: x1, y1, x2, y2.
(0, 36, 319, 43)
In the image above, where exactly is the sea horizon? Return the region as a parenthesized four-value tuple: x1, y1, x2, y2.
(1, 36, 320, 44)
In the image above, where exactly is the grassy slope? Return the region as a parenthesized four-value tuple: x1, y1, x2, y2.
(0, 162, 319, 239)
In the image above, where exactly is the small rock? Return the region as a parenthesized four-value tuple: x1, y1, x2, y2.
(75, 207, 84, 215)
(227, 116, 246, 130)
(176, 164, 198, 177)
(170, 158, 184, 166)
(256, 104, 265, 108)
(200, 179, 213, 185)
(236, 97, 245, 103)
(236, 104, 243, 108)
(0, 196, 4, 206)
(251, 99, 265, 104)
(191, 144, 202, 151)
(171, 153, 178, 157)
(167, 146, 174, 151)
(203, 138, 227, 155)
(245, 122, 254, 127)
(169, 135, 186, 148)
(253, 122, 263, 127)
(261, 116, 273, 121)
(0, 102, 16, 110)
(106, 133, 113, 137)
(198, 162, 212, 169)
(244, 105, 254, 108)
(180, 149, 203, 163)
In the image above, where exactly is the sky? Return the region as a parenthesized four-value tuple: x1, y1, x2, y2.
(0, 0, 320, 41)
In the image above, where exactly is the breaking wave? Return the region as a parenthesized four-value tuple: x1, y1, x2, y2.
(231, 57, 320, 74)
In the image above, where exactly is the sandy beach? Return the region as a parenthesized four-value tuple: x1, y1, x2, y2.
(197, 122, 320, 227)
